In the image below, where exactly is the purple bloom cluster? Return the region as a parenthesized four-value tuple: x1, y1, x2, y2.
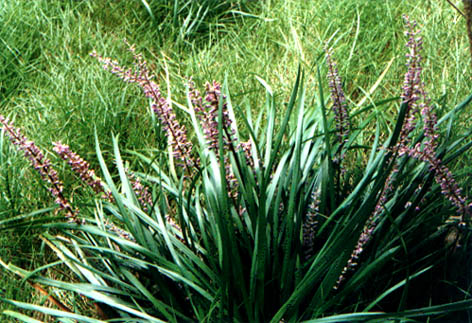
(193, 80, 236, 150)
(238, 139, 254, 168)
(0, 116, 78, 222)
(368, 15, 425, 223)
(334, 218, 376, 290)
(53, 141, 114, 202)
(325, 48, 350, 144)
(189, 80, 220, 151)
(104, 219, 135, 241)
(399, 144, 470, 217)
(302, 190, 320, 260)
(53, 142, 106, 195)
(190, 80, 242, 198)
(91, 43, 195, 174)
(398, 16, 424, 147)
(126, 170, 153, 212)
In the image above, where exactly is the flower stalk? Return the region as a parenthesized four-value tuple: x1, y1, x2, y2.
(53, 142, 108, 195)
(0, 116, 78, 222)
(325, 48, 350, 145)
(91, 43, 197, 176)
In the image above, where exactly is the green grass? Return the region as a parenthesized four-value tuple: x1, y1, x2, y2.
(1, 0, 472, 320)
(1, 0, 471, 154)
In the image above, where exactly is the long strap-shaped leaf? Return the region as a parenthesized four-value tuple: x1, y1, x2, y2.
(280, 72, 305, 301)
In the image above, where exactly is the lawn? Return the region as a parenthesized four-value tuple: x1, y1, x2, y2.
(1, 0, 472, 321)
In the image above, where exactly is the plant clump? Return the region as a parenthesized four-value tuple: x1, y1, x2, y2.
(0, 15, 472, 323)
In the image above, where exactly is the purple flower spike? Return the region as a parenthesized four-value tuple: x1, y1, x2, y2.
(53, 142, 109, 197)
(325, 48, 350, 144)
(0, 116, 78, 222)
(405, 143, 469, 219)
(302, 190, 320, 260)
(91, 42, 196, 174)
(192, 80, 242, 199)
(126, 170, 153, 212)
(193, 80, 236, 151)
(399, 15, 423, 147)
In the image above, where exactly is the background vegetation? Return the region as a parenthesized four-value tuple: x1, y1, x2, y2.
(0, 0, 471, 321)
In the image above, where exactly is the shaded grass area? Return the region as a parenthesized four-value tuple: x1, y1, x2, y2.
(0, 0, 471, 319)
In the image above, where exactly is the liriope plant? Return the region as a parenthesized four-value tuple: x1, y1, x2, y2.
(1, 16, 472, 322)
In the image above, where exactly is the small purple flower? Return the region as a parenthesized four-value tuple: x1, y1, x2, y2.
(302, 190, 320, 260)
